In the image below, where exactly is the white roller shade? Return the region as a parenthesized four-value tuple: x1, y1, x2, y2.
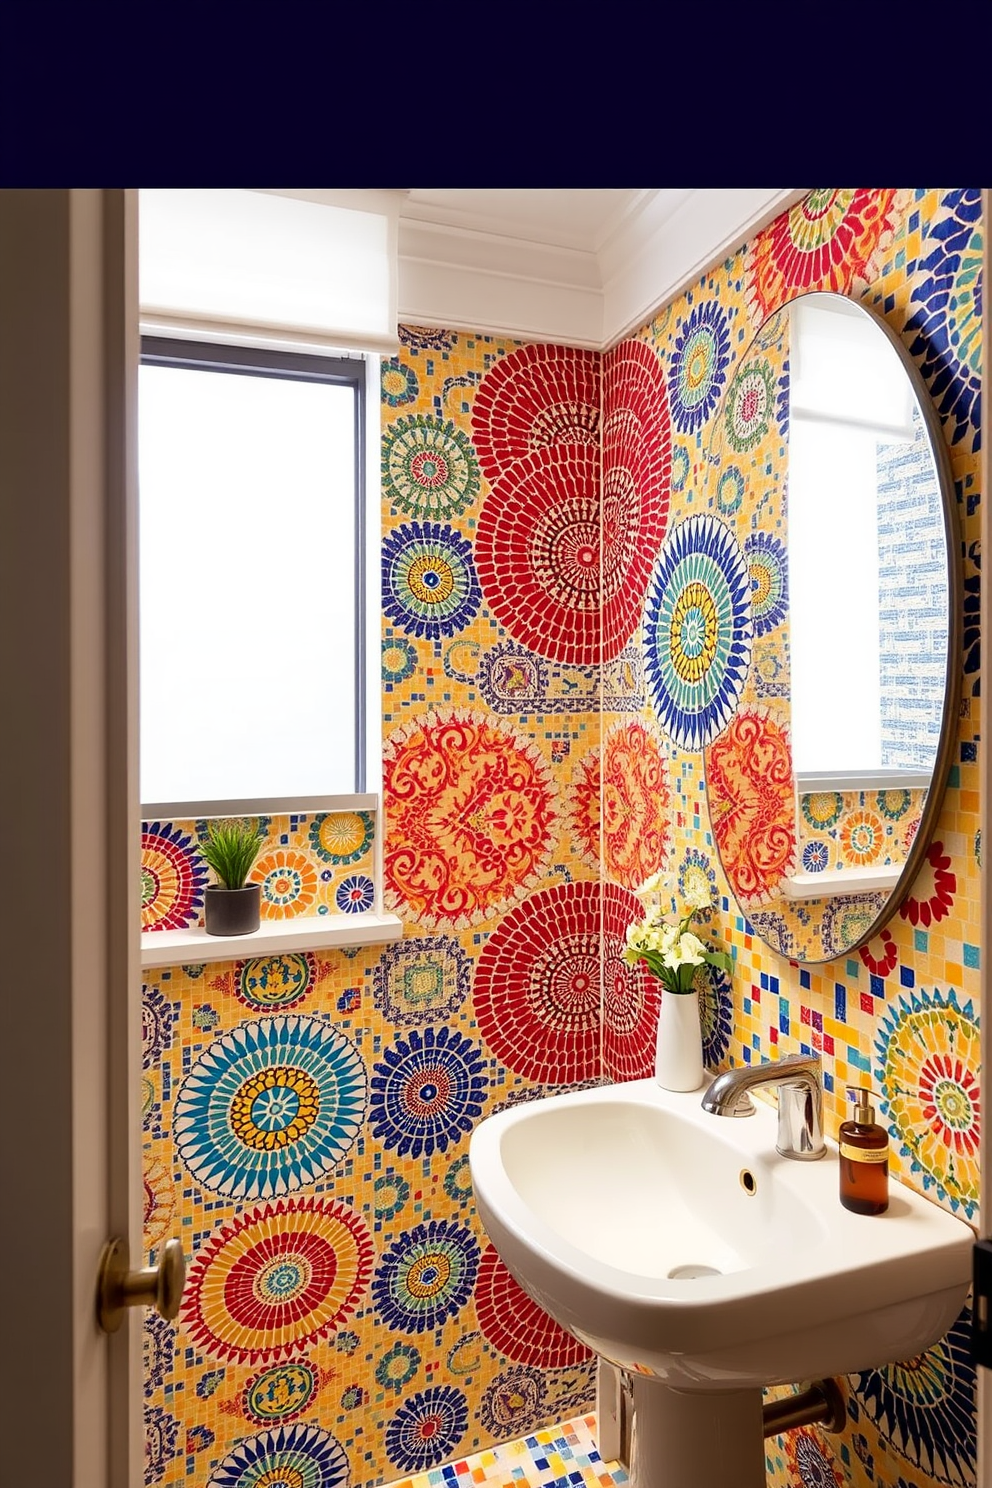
(139, 188, 399, 355)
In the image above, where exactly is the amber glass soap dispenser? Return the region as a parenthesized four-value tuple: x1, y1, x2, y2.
(839, 1087, 889, 1214)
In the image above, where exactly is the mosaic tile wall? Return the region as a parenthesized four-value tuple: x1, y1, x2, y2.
(795, 785, 927, 877)
(142, 330, 611, 1486)
(622, 188, 982, 1488)
(141, 188, 982, 1488)
(142, 811, 379, 928)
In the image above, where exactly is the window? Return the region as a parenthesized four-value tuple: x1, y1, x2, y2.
(138, 339, 369, 809)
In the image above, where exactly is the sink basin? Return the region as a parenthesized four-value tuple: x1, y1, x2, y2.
(469, 1076, 974, 1392)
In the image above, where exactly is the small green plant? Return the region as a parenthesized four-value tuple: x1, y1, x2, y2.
(200, 819, 264, 890)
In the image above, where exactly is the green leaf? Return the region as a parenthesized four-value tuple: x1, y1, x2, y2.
(199, 818, 264, 889)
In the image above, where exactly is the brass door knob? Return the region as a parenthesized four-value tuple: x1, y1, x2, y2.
(97, 1235, 186, 1333)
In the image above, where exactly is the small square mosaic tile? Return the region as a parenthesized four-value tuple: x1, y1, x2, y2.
(382, 1414, 627, 1488)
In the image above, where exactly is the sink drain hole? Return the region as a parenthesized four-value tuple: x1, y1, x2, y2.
(667, 1263, 722, 1279)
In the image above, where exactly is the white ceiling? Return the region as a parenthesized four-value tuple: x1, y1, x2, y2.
(387, 188, 808, 349)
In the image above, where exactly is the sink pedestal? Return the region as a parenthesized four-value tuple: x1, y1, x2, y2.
(625, 1377, 765, 1488)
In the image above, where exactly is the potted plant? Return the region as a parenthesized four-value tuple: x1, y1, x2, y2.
(200, 819, 264, 936)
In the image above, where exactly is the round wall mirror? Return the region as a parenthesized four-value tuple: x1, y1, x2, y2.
(701, 290, 961, 964)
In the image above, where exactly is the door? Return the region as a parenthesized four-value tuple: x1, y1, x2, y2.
(0, 190, 142, 1486)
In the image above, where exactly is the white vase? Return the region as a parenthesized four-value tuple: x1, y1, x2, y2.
(655, 987, 705, 1092)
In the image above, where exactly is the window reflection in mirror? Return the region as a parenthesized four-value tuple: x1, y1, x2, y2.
(788, 295, 948, 782)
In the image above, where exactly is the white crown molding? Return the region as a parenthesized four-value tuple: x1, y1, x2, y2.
(396, 188, 811, 350)
(601, 188, 810, 348)
(397, 217, 605, 348)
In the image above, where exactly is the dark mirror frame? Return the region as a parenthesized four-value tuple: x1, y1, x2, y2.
(703, 291, 962, 965)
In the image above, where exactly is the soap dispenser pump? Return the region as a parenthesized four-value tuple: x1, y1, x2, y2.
(839, 1087, 889, 1215)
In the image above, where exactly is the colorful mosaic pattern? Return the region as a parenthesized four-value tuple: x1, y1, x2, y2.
(601, 338, 672, 658)
(141, 811, 377, 930)
(642, 513, 753, 751)
(473, 880, 600, 1084)
(181, 1195, 374, 1365)
(173, 1015, 366, 1199)
(382, 709, 559, 928)
(143, 189, 981, 1488)
(142, 821, 208, 930)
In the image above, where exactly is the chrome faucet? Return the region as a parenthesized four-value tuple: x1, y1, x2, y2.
(701, 1053, 826, 1160)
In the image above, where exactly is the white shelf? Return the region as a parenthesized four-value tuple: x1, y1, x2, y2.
(141, 911, 403, 968)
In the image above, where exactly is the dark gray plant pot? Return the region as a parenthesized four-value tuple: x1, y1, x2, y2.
(205, 884, 261, 936)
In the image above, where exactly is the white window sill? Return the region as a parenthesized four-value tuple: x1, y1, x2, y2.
(140, 911, 403, 968)
(781, 864, 903, 901)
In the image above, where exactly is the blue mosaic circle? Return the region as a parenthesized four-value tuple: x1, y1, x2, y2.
(802, 841, 829, 873)
(382, 634, 418, 686)
(385, 1385, 468, 1473)
(715, 464, 745, 515)
(670, 445, 690, 492)
(904, 189, 982, 452)
(743, 531, 789, 637)
(236, 953, 316, 1011)
(852, 1303, 976, 1485)
(670, 301, 731, 434)
(173, 1015, 366, 1199)
(335, 874, 375, 914)
(308, 811, 374, 865)
(372, 1218, 479, 1333)
(372, 935, 472, 1026)
(369, 1026, 488, 1159)
(382, 520, 482, 640)
(821, 893, 886, 959)
(207, 1423, 350, 1488)
(876, 788, 912, 821)
(376, 1341, 420, 1391)
(373, 1169, 410, 1221)
(642, 514, 752, 750)
(381, 360, 419, 409)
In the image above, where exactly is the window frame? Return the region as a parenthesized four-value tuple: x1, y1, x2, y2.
(138, 335, 369, 806)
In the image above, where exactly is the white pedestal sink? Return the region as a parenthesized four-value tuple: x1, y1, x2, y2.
(468, 1076, 974, 1488)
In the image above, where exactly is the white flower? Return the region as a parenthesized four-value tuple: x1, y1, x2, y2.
(661, 931, 707, 970)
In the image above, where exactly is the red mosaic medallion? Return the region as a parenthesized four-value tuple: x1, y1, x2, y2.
(705, 707, 797, 908)
(565, 746, 601, 870)
(601, 720, 673, 890)
(473, 880, 601, 1085)
(471, 343, 600, 484)
(602, 339, 672, 657)
(602, 879, 662, 1082)
(474, 1245, 592, 1368)
(899, 840, 956, 928)
(475, 444, 601, 666)
(382, 708, 558, 929)
(180, 1196, 373, 1365)
(746, 189, 902, 322)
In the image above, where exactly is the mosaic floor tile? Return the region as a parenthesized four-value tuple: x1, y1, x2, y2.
(381, 1414, 627, 1488)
